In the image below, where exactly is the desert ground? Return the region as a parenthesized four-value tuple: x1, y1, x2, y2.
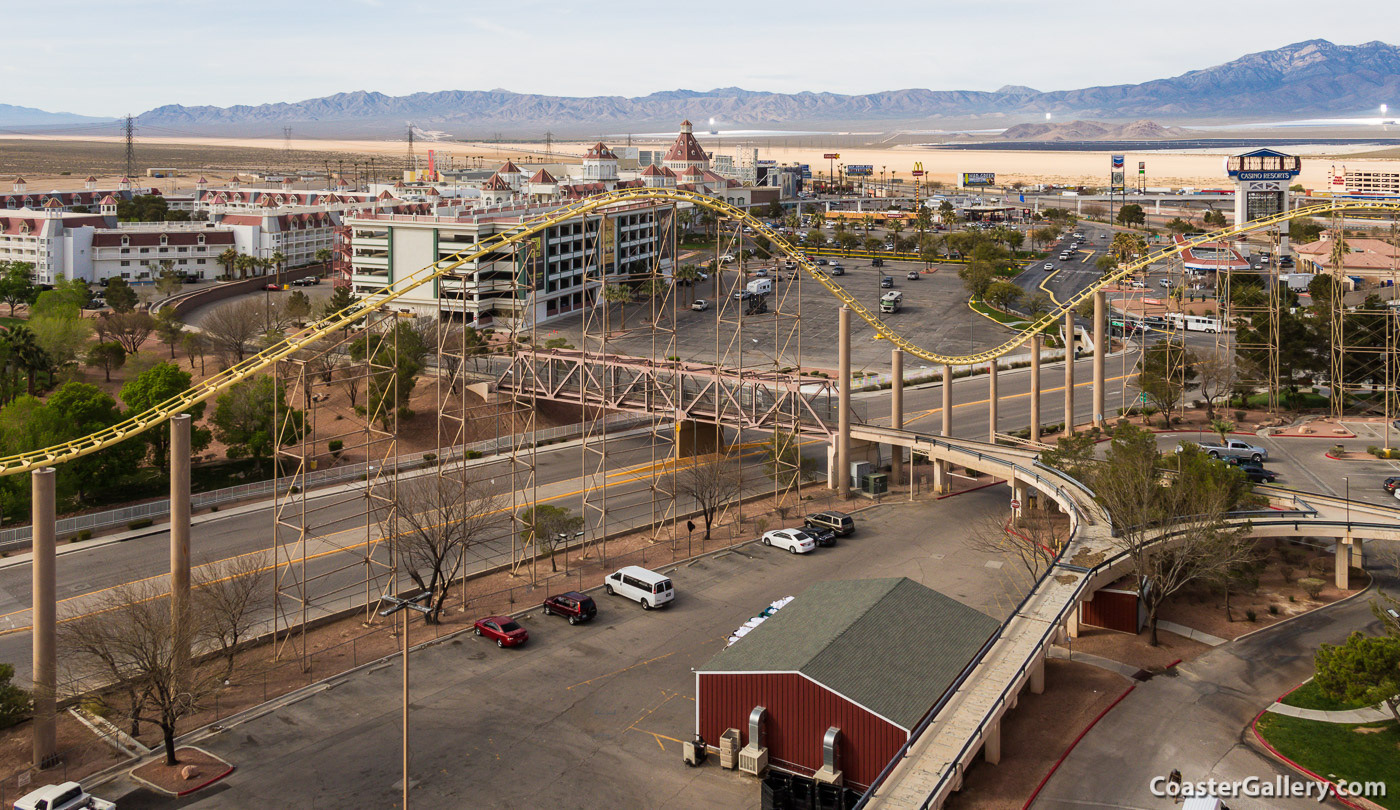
(8, 132, 1400, 193)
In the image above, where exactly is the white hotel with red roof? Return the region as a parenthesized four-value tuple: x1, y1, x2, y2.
(343, 121, 780, 327)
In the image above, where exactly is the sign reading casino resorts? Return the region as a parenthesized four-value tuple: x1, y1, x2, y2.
(1227, 148, 1302, 224)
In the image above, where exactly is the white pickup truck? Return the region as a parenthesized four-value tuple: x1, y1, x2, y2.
(1178, 438, 1268, 463)
(14, 782, 116, 810)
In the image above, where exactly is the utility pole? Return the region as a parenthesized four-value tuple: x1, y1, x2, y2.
(380, 592, 432, 810)
(124, 114, 136, 179)
(283, 126, 293, 170)
(406, 124, 415, 178)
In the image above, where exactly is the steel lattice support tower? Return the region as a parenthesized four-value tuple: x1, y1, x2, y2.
(123, 115, 136, 180)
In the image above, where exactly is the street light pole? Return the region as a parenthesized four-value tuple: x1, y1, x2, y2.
(379, 591, 432, 810)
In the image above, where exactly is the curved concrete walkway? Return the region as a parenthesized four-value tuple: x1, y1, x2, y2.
(1265, 684, 1395, 724)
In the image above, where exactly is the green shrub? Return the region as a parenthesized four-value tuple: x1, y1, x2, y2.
(1245, 609, 1257, 622)
(77, 529, 92, 542)
(210, 505, 219, 513)
(328, 439, 344, 454)
(423, 453, 437, 465)
(1268, 604, 1280, 615)
(1234, 411, 1247, 421)
(398, 407, 415, 420)
(128, 518, 154, 530)
(464, 450, 483, 460)
(79, 696, 110, 719)
(1299, 577, 1325, 599)
(0, 664, 31, 729)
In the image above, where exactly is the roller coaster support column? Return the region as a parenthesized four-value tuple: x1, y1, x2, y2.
(988, 360, 999, 443)
(941, 364, 953, 437)
(891, 349, 903, 486)
(838, 306, 851, 499)
(1093, 290, 1106, 428)
(1030, 334, 1042, 444)
(1336, 534, 1352, 591)
(32, 467, 56, 768)
(1064, 311, 1076, 435)
(171, 414, 191, 666)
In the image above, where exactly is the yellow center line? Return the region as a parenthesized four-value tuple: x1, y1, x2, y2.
(1038, 266, 1064, 307)
(904, 372, 1136, 426)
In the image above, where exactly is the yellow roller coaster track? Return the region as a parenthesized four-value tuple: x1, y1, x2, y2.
(1, 190, 1396, 477)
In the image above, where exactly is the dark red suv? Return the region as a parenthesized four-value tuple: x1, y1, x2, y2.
(542, 592, 598, 625)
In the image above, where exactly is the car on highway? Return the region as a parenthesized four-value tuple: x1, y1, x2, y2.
(1384, 476, 1400, 494)
(719, 254, 735, 263)
(474, 616, 529, 648)
(761, 529, 816, 554)
(690, 299, 710, 312)
(605, 565, 674, 609)
(1043, 262, 1055, 270)
(753, 268, 769, 277)
(906, 270, 920, 280)
(541, 592, 597, 625)
(815, 258, 829, 266)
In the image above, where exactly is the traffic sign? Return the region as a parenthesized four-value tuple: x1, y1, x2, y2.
(1010, 499, 1021, 510)
(823, 153, 840, 160)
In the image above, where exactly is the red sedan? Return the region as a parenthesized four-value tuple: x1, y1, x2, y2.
(474, 616, 529, 648)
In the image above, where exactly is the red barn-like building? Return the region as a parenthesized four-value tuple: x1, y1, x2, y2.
(696, 578, 999, 790)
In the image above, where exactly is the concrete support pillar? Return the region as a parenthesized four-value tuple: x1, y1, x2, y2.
(1030, 654, 1046, 695)
(987, 360, 999, 443)
(676, 420, 722, 458)
(1155, 199, 1162, 215)
(941, 364, 953, 438)
(984, 718, 1002, 765)
(838, 306, 851, 498)
(1064, 311, 1076, 435)
(1012, 480, 1028, 521)
(1336, 539, 1352, 590)
(1093, 290, 1106, 428)
(1030, 334, 1042, 444)
(933, 459, 949, 495)
(171, 414, 192, 668)
(31, 467, 56, 769)
(890, 349, 904, 486)
(1066, 605, 1081, 639)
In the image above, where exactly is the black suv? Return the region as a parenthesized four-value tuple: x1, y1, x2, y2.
(804, 527, 838, 547)
(804, 510, 855, 537)
(541, 591, 598, 625)
(1384, 477, 1400, 495)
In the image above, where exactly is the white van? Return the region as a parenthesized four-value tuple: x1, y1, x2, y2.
(605, 566, 675, 610)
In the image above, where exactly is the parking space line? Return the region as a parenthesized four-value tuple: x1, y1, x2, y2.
(566, 651, 675, 691)
(626, 690, 690, 751)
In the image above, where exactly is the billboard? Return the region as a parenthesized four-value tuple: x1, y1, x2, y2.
(959, 172, 996, 187)
(846, 165, 874, 177)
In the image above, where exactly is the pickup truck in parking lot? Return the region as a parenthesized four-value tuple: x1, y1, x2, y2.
(1178, 439, 1268, 463)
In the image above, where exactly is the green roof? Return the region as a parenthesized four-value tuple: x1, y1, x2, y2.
(699, 578, 999, 730)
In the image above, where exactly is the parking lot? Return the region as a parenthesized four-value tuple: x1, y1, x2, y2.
(542, 255, 1011, 372)
(107, 488, 1028, 810)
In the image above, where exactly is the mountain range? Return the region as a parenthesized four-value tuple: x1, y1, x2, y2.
(4, 39, 1399, 137)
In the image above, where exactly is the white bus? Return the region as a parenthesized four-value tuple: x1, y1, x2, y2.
(1165, 313, 1222, 333)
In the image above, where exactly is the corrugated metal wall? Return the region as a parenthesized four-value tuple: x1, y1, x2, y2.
(698, 672, 907, 789)
(1080, 589, 1141, 634)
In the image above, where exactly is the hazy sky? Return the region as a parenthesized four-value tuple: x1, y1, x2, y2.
(8, 0, 1399, 116)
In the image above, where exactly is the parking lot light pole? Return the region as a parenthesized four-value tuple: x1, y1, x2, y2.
(380, 591, 433, 810)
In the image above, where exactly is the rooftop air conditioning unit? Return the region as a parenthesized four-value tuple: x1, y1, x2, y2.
(739, 706, 769, 776)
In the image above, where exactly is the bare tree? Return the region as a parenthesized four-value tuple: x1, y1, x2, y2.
(334, 357, 363, 408)
(375, 467, 507, 623)
(58, 580, 223, 765)
(202, 298, 264, 364)
(96, 311, 156, 354)
(1094, 425, 1258, 645)
(965, 507, 1066, 583)
(1193, 347, 1237, 421)
(518, 504, 585, 573)
(679, 456, 743, 540)
(193, 552, 270, 679)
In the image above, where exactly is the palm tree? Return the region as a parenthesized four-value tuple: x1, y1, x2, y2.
(234, 254, 254, 279)
(889, 219, 905, 240)
(860, 214, 876, 239)
(810, 210, 826, 230)
(218, 247, 239, 278)
(603, 283, 633, 330)
(3, 325, 47, 395)
(674, 265, 702, 305)
(270, 250, 287, 286)
(315, 247, 332, 269)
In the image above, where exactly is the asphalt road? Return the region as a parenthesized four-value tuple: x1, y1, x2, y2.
(1033, 549, 1396, 810)
(103, 489, 1028, 810)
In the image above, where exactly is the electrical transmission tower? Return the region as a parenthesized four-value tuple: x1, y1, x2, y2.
(406, 124, 415, 177)
(283, 127, 293, 169)
(124, 115, 136, 179)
